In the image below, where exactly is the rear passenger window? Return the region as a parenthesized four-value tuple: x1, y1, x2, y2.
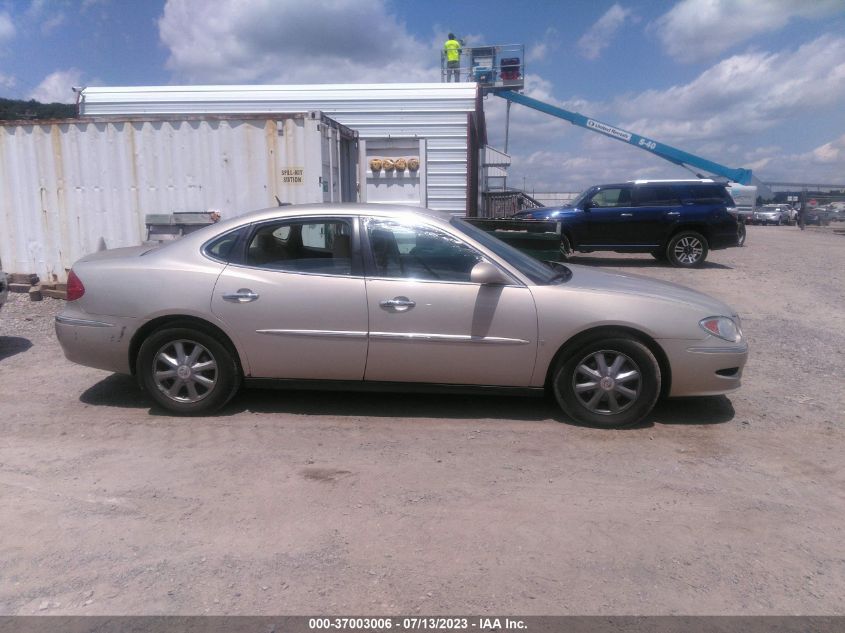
(246, 219, 353, 275)
(204, 229, 243, 263)
(686, 185, 732, 205)
(634, 186, 681, 206)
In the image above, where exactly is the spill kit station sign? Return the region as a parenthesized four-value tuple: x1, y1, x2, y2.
(282, 167, 304, 184)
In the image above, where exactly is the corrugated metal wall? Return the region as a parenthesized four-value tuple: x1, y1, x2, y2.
(0, 114, 355, 280)
(80, 83, 481, 214)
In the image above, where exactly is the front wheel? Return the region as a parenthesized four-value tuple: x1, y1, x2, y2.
(666, 231, 709, 267)
(137, 327, 241, 414)
(553, 336, 661, 427)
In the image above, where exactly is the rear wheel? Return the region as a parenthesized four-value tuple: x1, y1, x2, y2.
(553, 336, 661, 427)
(137, 327, 241, 414)
(666, 231, 709, 267)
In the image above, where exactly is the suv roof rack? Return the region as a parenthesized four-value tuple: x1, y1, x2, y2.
(629, 178, 716, 184)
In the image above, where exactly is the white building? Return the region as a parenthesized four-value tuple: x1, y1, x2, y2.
(79, 83, 487, 215)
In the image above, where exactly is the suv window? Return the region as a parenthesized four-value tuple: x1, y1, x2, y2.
(633, 186, 681, 206)
(684, 184, 733, 205)
(246, 218, 353, 275)
(590, 187, 632, 207)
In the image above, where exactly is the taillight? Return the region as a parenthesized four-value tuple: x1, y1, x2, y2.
(66, 270, 85, 301)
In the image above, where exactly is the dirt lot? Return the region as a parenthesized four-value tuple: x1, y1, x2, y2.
(1, 225, 843, 615)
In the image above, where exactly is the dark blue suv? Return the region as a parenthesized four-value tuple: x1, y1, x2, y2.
(512, 180, 742, 267)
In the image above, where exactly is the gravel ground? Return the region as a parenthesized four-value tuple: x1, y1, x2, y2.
(0, 224, 843, 615)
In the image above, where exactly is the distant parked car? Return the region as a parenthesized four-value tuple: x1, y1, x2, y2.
(804, 207, 831, 226)
(752, 205, 791, 225)
(55, 203, 747, 427)
(512, 179, 742, 267)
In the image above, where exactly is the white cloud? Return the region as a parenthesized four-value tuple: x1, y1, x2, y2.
(653, 0, 845, 63)
(577, 4, 636, 61)
(0, 12, 15, 43)
(28, 69, 82, 103)
(527, 28, 559, 63)
(159, 0, 438, 84)
(615, 35, 845, 143)
(0, 72, 16, 89)
(40, 12, 65, 35)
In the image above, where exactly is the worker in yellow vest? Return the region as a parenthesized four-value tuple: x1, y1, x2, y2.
(444, 33, 462, 82)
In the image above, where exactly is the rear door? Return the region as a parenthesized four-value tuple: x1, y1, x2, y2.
(211, 215, 369, 379)
(631, 185, 683, 245)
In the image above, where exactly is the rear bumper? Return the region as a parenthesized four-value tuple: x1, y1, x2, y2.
(659, 338, 748, 397)
(55, 313, 135, 374)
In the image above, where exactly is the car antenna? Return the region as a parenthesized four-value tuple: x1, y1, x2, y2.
(275, 195, 283, 206)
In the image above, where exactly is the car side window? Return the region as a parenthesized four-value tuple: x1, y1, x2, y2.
(633, 186, 681, 206)
(365, 219, 483, 282)
(245, 218, 353, 275)
(686, 185, 731, 205)
(590, 188, 631, 207)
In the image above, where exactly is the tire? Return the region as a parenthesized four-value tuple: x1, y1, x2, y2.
(666, 231, 709, 268)
(737, 223, 747, 247)
(552, 336, 661, 428)
(137, 326, 241, 415)
(559, 234, 573, 261)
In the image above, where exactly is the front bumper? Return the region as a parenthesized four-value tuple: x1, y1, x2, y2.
(55, 313, 135, 374)
(659, 338, 748, 397)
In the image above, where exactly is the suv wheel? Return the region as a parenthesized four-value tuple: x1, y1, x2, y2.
(559, 234, 573, 261)
(666, 231, 709, 268)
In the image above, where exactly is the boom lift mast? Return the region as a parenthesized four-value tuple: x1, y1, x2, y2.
(496, 90, 753, 185)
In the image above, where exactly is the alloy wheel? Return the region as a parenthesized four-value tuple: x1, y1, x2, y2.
(673, 236, 703, 265)
(572, 350, 642, 415)
(152, 339, 218, 403)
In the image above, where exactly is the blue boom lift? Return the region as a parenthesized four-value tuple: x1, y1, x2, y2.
(496, 90, 753, 185)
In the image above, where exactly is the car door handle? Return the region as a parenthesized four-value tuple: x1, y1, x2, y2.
(222, 289, 259, 303)
(666, 212, 680, 216)
(379, 296, 416, 312)
(619, 213, 633, 217)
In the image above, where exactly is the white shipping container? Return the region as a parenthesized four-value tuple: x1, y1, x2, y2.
(0, 112, 357, 281)
(78, 83, 483, 215)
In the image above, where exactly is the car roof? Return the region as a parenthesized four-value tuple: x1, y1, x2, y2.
(210, 202, 454, 232)
(593, 180, 724, 189)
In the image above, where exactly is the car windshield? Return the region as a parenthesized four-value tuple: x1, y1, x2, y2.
(450, 217, 571, 285)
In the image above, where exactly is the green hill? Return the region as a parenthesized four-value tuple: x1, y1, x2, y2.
(0, 98, 76, 121)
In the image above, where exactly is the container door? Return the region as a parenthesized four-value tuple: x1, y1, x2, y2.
(360, 139, 426, 207)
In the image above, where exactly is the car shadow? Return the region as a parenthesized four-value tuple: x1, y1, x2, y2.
(0, 336, 33, 362)
(569, 256, 733, 270)
(79, 374, 735, 428)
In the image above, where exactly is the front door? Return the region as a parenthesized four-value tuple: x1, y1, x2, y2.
(211, 216, 368, 379)
(361, 218, 538, 387)
(582, 186, 634, 246)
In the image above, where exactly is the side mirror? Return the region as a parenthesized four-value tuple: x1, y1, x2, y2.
(582, 200, 593, 211)
(471, 261, 510, 285)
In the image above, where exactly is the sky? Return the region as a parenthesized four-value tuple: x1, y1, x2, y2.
(1, 0, 844, 192)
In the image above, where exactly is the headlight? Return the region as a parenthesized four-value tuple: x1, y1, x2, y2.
(700, 316, 742, 343)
